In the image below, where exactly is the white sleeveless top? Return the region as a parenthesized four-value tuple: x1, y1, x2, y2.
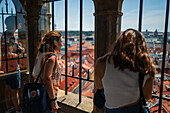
(32, 52, 61, 91)
(102, 57, 149, 109)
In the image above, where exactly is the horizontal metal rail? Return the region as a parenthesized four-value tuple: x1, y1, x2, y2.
(43, 0, 62, 3)
(1, 57, 27, 61)
(61, 73, 170, 102)
(152, 94, 170, 101)
(61, 73, 94, 82)
(0, 12, 24, 15)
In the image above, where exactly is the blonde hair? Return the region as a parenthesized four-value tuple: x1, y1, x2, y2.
(38, 31, 62, 53)
(101, 29, 155, 76)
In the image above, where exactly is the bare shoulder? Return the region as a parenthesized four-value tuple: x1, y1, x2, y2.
(96, 52, 111, 65)
(96, 57, 106, 67)
(95, 54, 109, 79)
(46, 55, 56, 64)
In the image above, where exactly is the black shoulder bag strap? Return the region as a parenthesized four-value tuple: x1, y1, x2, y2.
(34, 53, 56, 83)
(139, 73, 147, 106)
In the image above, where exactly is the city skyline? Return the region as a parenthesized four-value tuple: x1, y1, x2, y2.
(0, 0, 170, 32)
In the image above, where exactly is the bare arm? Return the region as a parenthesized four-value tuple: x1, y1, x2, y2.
(43, 56, 56, 99)
(94, 59, 106, 89)
(143, 76, 154, 100)
(43, 55, 59, 112)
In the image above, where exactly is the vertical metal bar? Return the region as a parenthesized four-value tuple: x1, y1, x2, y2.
(65, 0, 68, 95)
(15, 13, 18, 30)
(17, 44, 20, 65)
(87, 69, 90, 80)
(79, 0, 83, 103)
(39, 11, 42, 40)
(72, 65, 74, 77)
(11, 8, 13, 15)
(40, 10, 41, 15)
(51, 0, 54, 30)
(5, 0, 8, 14)
(138, 0, 143, 32)
(20, 8, 22, 14)
(23, 52, 24, 58)
(2, 9, 4, 35)
(16, 13, 20, 68)
(158, 0, 169, 113)
(2, 9, 8, 73)
(44, 9, 46, 31)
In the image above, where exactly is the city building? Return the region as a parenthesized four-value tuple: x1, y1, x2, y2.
(0, 0, 169, 113)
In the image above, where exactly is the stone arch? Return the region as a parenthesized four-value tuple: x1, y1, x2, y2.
(0, 0, 24, 13)
(12, 0, 24, 12)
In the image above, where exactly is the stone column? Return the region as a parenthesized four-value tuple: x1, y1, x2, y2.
(93, 0, 123, 113)
(93, 0, 123, 59)
(20, 0, 43, 77)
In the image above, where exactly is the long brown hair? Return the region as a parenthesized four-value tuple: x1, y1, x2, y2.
(101, 29, 155, 76)
(38, 31, 62, 53)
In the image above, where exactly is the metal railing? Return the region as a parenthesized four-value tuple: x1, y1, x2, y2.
(1, 1, 169, 111)
(44, 0, 170, 111)
(43, 0, 86, 103)
(138, 0, 169, 112)
(62, 65, 94, 82)
(152, 94, 170, 101)
(158, 0, 169, 112)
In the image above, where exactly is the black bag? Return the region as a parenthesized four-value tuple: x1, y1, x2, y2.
(22, 54, 55, 113)
(139, 73, 150, 113)
(93, 89, 105, 109)
(22, 83, 49, 113)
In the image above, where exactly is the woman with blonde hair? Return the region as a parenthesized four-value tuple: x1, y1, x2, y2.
(32, 31, 63, 113)
(95, 28, 155, 113)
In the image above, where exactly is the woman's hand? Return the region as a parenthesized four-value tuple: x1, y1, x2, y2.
(53, 87, 59, 94)
(51, 101, 59, 112)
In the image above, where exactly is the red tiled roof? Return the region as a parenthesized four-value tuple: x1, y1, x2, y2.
(82, 64, 90, 71)
(163, 81, 170, 92)
(149, 98, 170, 113)
(163, 92, 170, 95)
(82, 82, 94, 98)
(162, 99, 170, 113)
(88, 45, 94, 50)
(87, 55, 94, 64)
(89, 50, 94, 57)
(76, 41, 89, 48)
(82, 89, 94, 98)
(68, 45, 77, 51)
(74, 67, 80, 76)
(149, 104, 159, 113)
(82, 42, 89, 48)
(82, 82, 93, 90)
(59, 77, 79, 92)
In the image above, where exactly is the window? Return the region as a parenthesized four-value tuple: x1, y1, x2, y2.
(0, 0, 27, 74)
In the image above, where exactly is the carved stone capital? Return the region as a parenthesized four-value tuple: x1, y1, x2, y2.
(93, 0, 123, 12)
(94, 10, 123, 16)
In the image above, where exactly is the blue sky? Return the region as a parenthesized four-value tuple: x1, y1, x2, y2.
(122, 0, 169, 32)
(0, 0, 169, 32)
(53, 0, 95, 31)
(53, 0, 170, 32)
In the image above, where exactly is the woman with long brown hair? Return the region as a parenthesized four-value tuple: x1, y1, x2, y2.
(95, 29, 155, 113)
(32, 31, 63, 113)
